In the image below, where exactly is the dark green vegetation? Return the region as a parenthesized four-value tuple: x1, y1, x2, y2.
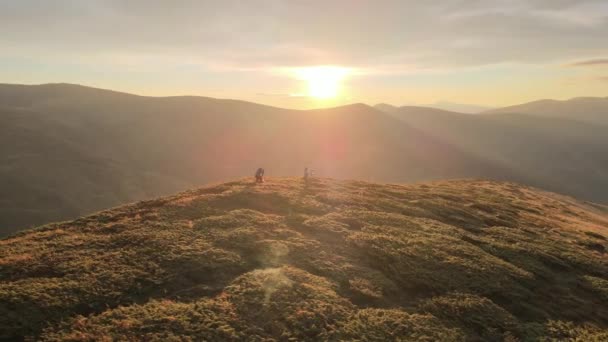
(2, 178, 607, 341)
(2, 83, 608, 236)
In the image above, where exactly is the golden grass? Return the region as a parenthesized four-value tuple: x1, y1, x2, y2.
(1, 177, 606, 341)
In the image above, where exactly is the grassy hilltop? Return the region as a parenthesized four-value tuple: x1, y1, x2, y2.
(1, 178, 608, 341)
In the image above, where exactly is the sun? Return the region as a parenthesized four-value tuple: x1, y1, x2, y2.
(294, 66, 350, 99)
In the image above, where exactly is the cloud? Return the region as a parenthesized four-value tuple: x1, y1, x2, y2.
(1, 0, 607, 72)
(570, 59, 608, 66)
(599, 76, 608, 81)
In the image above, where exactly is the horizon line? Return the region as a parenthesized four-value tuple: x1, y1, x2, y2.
(2, 81, 607, 113)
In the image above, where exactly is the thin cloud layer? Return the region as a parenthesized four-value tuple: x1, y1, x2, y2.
(570, 59, 608, 66)
(2, 0, 607, 71)
(1, 0, 607, 108)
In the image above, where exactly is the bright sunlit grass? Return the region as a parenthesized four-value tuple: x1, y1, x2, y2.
(293, 66, 350, 99)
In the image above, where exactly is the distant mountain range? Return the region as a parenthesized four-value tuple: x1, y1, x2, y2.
(428, 101, 494, 113)
(0, 83, 606, 235)
(375, 101, 493, 114)
(484, 97, 608, 124)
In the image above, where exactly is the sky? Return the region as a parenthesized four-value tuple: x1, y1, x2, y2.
(1, 0, 607, 109)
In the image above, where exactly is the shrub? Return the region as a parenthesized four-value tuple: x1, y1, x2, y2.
(419, 293, 521, 340)
(334, 309, 465, 341)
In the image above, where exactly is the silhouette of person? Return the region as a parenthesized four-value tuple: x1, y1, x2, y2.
(255, 168, 265, 183)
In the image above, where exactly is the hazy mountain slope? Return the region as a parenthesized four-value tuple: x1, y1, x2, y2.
(374, 103, 491, 114)
(0, 83, 504, 236)
(388, 107, 608, 203)
(426, 101, 492, 114)
(1, 178, 607, 340)
(390, 105, 463, 117)
(373, 103, 399, 113)
(486, 96, 608, 124)
(0, 105, 191, 234)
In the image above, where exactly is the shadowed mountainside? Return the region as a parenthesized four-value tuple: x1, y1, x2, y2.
(373, 103, 399, 113)
(485, 96, 608, 125)
(426, 101, 492, 114)
(1, 83, 607, 236)
(0, 83, 507, 236)
(382, 106, 608, 204)
(1, 178, 607, 340)
(375, 102, 491, 114)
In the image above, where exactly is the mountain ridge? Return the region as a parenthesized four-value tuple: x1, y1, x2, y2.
(0, 83, 509, 236)
(1, 82, 608, 236)
(484, 96, 608, 125)
(374, 102, 492, 114)
(4, 82, 607, 114)
(0, 83, 377, 113)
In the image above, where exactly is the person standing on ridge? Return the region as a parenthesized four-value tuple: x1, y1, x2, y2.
(255, 168, 265, 183)
(304, 167, 309, 180)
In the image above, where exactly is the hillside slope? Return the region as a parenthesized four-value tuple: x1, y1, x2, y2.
(2, 83, 607, 236)
(1, 178, 607, 341)
(387, 107, 608, 203)
(0, 83, 506, 236)
(486, 97, 608, 125)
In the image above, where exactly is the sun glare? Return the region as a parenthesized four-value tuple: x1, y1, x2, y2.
(294, 66, 350, 99)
